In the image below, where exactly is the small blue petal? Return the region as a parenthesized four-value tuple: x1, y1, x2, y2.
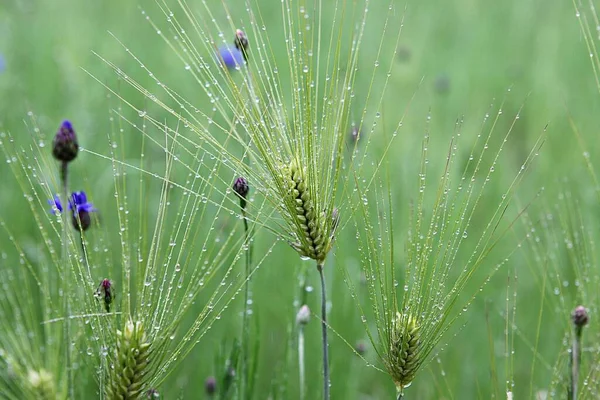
(48, 195, 63, 214)
(218, 45, 244, 70)
(61, 120, 73, 130)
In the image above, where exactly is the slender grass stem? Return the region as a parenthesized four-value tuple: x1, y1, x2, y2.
(79, 230, 91, 277)
(317, 263, 329, 400)
(298, 324, 306, 400)
(240, 208, 252, 400)
(397, 391, 404, 400)
(569, 325, 583, 400)
(60, 161, 73, 398)
(569, 306, 588, 400)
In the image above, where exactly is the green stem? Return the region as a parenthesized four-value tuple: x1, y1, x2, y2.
(298, 325, 306, 400)
(240, 208, 252, 400)
(569, 326, 583, 400)
(317, 264, 329, 400)
(60, 162, 73, 398)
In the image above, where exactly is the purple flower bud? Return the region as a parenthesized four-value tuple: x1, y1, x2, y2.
(204, 376, 217, 396)
(70, 191, 97, 231)
(233, 177, 249, 209)
(354, 340, 367, 356)
(234, 29, 249, 61)
(94, 278, 113, 313)
(218, 45, 245, 70)
(296, 304, 310, 325)
(572, 305, 589, 328)
(52, 120, 79, 163)
(48, 191, 97, 230)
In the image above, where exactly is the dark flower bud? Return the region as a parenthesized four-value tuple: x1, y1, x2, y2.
(204, 376, 216, 396)
(354, 340, 367, 356)
(296, 304, 310, 325)
(234, 29, 249, 61)
(233, 177, 249, 209)
(94, 279, 113, 313)
(72, 210, 92, 232)
(52, 120, 79, 163)
(572, 305, 589, 328)
(349, 123, 361, 143)
(69, 191, 97, 231)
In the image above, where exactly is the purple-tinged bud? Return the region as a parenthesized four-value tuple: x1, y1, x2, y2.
(95, 279, 113, 313)
(218, 45, 244, 70)
(233, 177, 249, 209)
(354, 340, 367, 356)
(205, 376, 216, 396)
(349, 123, 361, 143)
(52, 120, 79, 163)
(234, 29, 249, 61)
(296, 305, 310, 325)
(572, 305, 589, 328)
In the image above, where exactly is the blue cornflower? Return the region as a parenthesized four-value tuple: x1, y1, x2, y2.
(48, 191, 97, 231)
(218, 45, 245, 70)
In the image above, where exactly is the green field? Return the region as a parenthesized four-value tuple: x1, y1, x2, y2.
(1, 0, 599, 399)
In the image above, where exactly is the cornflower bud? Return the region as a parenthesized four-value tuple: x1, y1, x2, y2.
(233, 177, 249, 209)
(52, 120, 79, 163)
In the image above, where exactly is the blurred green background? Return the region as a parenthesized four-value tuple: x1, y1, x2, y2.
(1, 0, 599, 398)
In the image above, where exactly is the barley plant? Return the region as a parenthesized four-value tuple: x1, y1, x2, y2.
(2, 0, 600, 398)
(348, 106, 543, 398)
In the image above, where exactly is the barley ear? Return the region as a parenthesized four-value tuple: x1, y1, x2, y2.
(388, 313, 422, 392)
(287, 159, 333, 264)
(27, 369, 57, 400)
(106, 320, 152, 399)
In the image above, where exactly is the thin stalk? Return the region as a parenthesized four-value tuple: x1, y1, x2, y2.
(397, 391, 404, 400)
(569, 325, 583, 400)
(60, 161, 73, 398)
(79, 229, 90, 277)
(240, 208, 252, 400)
(298, 324, 306, 400)
(317, 263, 329, 400)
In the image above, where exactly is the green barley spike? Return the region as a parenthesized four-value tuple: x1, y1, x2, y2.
(27, 369, 57, 400)
(387, 313, 422, 391)
(286, 159, 333, 264)
(106, 320, 152, 400)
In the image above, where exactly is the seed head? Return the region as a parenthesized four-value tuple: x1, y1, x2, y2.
(52, 120, 79, 163)
(218, 45, 244, 70)
(572, 305, 589, 328)
(286, 159, 335, 264)
(233, 29, 249, 61)
(296, 305, 311, 325)
(204, 376, 216, 396)
(233, 177, 249, 209)
(387, 312, 421, 390)
(106, 320, 152, 399)
(27, 368, 56, 399)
